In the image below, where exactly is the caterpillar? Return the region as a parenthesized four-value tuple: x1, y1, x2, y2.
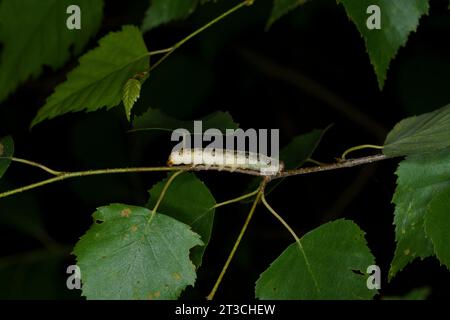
(167, 148, 283, 175)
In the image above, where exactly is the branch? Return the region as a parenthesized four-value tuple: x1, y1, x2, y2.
(213, 188, 260, 209)
(0, 166, 185, 199)
(274, 154, 389, 179)
(10, 157, 65, 176)
(0, 154, 390, 200)
(206, 178, 268, 300)
(148, 0, 253, 72)
(149, 171, 184, 224)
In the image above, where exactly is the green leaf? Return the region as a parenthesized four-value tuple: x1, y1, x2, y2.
(31, 25, 149, 128)
(267, 0, 307, 28)
(337, 0, 429, 89)
(200, 111, 240, 131)
(73, 204, 202, 300)
(255, 219, 376, 299)
(383, 104, 450, 157)
(389, 149, 450, 280)
(244, 127, 329, 201)
(147, 173, 215, 267)
(0, 136, 14, 179)
(123, 78, 142, 122)
(280, 126, 330, 170)
(424, 187, 450, 269)
(0, 0, 103, 102)
(133, 108, 239, 132)
(142, 0, 211, 32)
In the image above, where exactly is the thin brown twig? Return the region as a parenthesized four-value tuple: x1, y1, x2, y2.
(274, 154, 388, 179)
(0, 155, 390, 200)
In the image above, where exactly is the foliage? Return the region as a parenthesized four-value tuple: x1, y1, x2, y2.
(389, 149, 450, 279)
(280, 127, 329, 170)
(337, 0, 429, 89)
(73, 204, 202, 299)
(255, 219, 376, 299)
(142, 0, 212, 32)
(146, 173, 216, 267)
(266, 0, 430, 89)
(267, 0, 307, 28)
(31, 26, 149, 127)
(0, 0, 103, 102)
(133, 108, 238, 132)
(0, 0, 449, 301)
(123, 79, 142, 122)
(383, 104, 450, 157)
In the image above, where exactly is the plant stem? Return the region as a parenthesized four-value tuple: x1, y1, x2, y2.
(206, 180, 266, 300)
(0, 166, 186, 199)
(149, 0, 252, 73)
(212, 188, 260, 209)
(151, 171, 184, 219)
(261, 193, 300, 244)
(0, 155, 391, 200)
(10, 157, 65, 176)
(148, 48, 173, 56)
(274, 154, 388, 179)
(305, 158, 327, 166)
(261, 192, 320, 291)
(341, 144, 384, 160)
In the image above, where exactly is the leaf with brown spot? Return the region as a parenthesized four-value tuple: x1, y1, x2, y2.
(147, 173, 215, 268)
(172, 272, 181, 281)
(121, 208, 131, 217)
(73, 204, 203, 300)
(390, 149, 450, 280)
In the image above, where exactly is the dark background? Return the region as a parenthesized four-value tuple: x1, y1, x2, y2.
(0, 0, 450, 299)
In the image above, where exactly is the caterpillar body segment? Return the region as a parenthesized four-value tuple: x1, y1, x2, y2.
(167, 148, 283, 176)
